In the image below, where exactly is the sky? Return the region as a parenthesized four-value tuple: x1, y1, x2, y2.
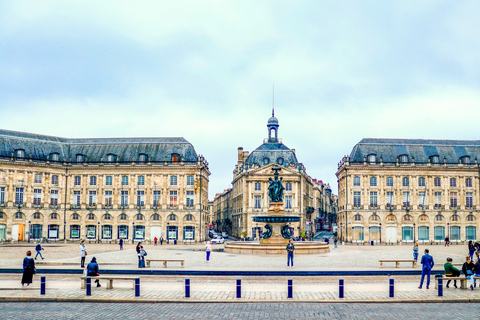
(1, 1, 480, 199)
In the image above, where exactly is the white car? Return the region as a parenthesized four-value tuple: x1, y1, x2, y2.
(211, 236, 225, 244)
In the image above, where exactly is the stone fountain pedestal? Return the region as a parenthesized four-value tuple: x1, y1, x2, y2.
(260, 202, 289, 245)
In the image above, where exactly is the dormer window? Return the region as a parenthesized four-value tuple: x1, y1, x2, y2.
(138, 154, 148, 163)
(430, 155, 439, 164)
(15, 149, 25, 158)
(171, 153, 180, 163)
(460, 156, 470, 164)
(399, 155, 409, 163)
(50, 153, 59, 161)
(76, 154, 85, 163)
(367, 154, 376, 164)
(277, 157, 284, 165)
(106, 154, 116, 162)
(263, 158, 270, 165)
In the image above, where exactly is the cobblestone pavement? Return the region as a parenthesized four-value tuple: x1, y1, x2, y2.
(1, 302, 479, 319)
(0, 241, 472, 271)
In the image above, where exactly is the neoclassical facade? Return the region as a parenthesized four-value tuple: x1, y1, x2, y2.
(0, 129, 210, 242)
(214, 112, 337, 239)
(337, 138, 480, 244)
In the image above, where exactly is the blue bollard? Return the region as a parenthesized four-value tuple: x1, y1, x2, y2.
(389, 278, 394, 298)
(288, 279, 293, 299)
(236, 279, 241, 298)
(185, 278, 190, 298)
(86, 277, 91, 296)
(438, 277, 443, 297)
(339, 279, 344, 298)
(135, 278, 140, 297)
(40, 276, 46, 295)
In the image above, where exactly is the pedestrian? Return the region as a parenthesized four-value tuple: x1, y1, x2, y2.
(419, 249, 434, 289)
(86, 257, 101, 287)
(119, 238, 123, 250)
(334, 236, 338, 248)
(286, 238, 295, 268)
(80, 240, 87, 268)
(154, 237, 158, 246)
(444, 257, 460, 288)
(445, 236, 450, 247)
(468, 240, 475, 260)
(136, 242, 145, 268)
(160, 236, 163, 245)
(34, 242, 44, 260)
(21, 251, 35, 287)
(413, 242, 419, 261)
(205, 241, 212, 262)
(462, 256, 476, 290)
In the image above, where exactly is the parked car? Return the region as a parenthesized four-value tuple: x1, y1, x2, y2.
(221, 232, 228, 238)
(211, 236, 225, 244)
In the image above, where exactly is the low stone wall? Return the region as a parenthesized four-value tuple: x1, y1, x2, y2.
(225, 241, 330, 254)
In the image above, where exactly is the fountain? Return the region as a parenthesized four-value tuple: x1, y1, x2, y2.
(225, 166, 330, 254)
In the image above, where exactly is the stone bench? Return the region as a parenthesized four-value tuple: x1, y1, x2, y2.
(379, 259, 417, 268)
(80, 275, 137, 289)
(146, 259, 185, 268)
(435, 276, 469, 289)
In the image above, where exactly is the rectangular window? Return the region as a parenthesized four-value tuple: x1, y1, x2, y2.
(285, 183, 292, 191)
(450, 226, 461, 241)
(33, 189, 42, 205)
(121, 190, 129, 206)
(138, 176, 145, 186)
(170, 176, 177, 186)
(122, 176, 129, 186)
(386, 191, 394, 206)
(254, 182, 261, 191)
(418, 226, 429, 241)
(153, 191, 161, 207)
(450, 192, 458, 208)
(434, 226, 445, 241)
(104, 191, 112, 207)
(15, 187, 24, 204)
(285, 195, 292, 209)
(386, 177, 393, 187)
(34, 174, 42, 184)
(353, 191, 361, 207)
(434, 177, 441, 187)
(402, 226, 413, 241)
(418, 177, 425, 187)
(402, 177, 409, 187)
(50, 190, 59, 206)
(254, 195, 262, 209)
(466, 178, 473, 188)
(90, 176, 96, 186)
(169, 191, 178, 207)
(450, 178, 456, 187)
(52, 175, 59, 185)
(186, 190, 194, 208)
(418, 191, 426, 208)
(0, 187, 5, 204)
(353, 177, 360, 186)
(402, 192, 410, 207)
(187, 176, 194, 186)
(137, 190, 145, 207)
(370, 177, 377, 187)
(466, 226, 476, 241)
(74, 176, 81, 186)
(369, 192, 377, 207)
(466, 192, 473, 208)
(73, 191, 81, 206)
(435, 192, 442, 207)
(105, 176, 112, 186)
(88, 190, 96, 206)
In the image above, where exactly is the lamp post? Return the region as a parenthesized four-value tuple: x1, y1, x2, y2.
(97, 221, 100, 244)
(379, 223, 382, 244)
(340, 222, 343, 241)
(132, 222, 135, 244)
(28, 220, 31, 243)
(447, 222, 450, 238)
(167, 222, 169, 244)
(413, 223, 416, 243)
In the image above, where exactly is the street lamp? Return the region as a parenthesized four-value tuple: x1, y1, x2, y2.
(28, 220, 31, 243)
(379, 223, 382, 244)
(97, 221, 100, 244)
(132, 222, 135, 244)
(340, 222, 343, 241)
(413, 223, 416, 243)
(447, 222, 450, 238)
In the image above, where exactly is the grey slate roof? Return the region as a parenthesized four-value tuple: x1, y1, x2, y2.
(0, 129, 198, 163)
(349, 138, 480, 163)
(246, 142, 298, 168)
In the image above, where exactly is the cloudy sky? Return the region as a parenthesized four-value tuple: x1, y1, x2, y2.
(1, 1, 479, 198)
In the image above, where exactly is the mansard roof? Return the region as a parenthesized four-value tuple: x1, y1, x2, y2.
(245, 142, 298, 168)
(0, 129, 198, 163)
(349, 138, 480, 163)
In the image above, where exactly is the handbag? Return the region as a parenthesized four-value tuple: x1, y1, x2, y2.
(85, 251, 88, 256)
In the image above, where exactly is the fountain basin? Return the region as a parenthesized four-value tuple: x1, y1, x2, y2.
(252, 215, 301, 223)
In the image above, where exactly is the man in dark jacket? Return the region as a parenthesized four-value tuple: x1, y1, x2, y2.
(86, 257, 101, 287)
(34, 242, 44, 260)
(419, 249, 434, 289)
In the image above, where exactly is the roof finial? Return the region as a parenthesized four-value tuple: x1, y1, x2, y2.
(272, 84, 275, 117)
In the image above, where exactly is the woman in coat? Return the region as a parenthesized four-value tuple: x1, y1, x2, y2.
(80, 240, 87, 268)
(21, 251, 35, 287)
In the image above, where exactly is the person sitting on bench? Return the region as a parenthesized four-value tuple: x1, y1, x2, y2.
(444, 257, 460, 288)
(86, 257, 101, 287)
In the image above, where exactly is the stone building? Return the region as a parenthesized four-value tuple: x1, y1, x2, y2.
(312, 179, 337, 233)
(0, 129, 210, 242)
(215, 112, 336, 239)
(336, 138, 480, 244)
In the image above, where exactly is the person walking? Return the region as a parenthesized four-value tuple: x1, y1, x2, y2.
(413, 242, 419, 261)
(286, 239, 295, 268)
(419, 249, 434, 289)
(86, 257, 101, 287)
(80, 240, 87, 268)
(468, 240, 475, 260)
(462, 256, 476, 290)
(34, 242, 44, 260)
(205, 241, 212, 262)
(136, 242, 145, 268)
(119, 238, 123, 250)
(160, 236, 163, 245)
(21, 251, 35, 287)
(444, 236, 450, 247)
(154, 237, 158, 246)
(444, 257, 460, 288)
(334, 236, 338, 248)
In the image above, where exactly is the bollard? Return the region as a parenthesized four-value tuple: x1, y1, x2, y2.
(389, 278, 394, 298)
(339, 279, 344, 298)
(288, 279, 293, 299)
(40, 276, 46, 295)
(86, 277, 91, 296)
(438, 277, 443, 297)
(185, 278, 190, 298)
(236, 279, 241, 298)
(135, 278, 140, 297)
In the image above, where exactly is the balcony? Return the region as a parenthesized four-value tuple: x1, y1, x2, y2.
(186, 205, 194, 210)
(369, 205, 378, 210)
(402, 203, 410, 210)
(434, 204, 443, 210)
(353, 205, 362, 210)
(15, 202, 24, 207)
(136, 205, 145, 209)
(449, 205, 458, 210)
(33, 202, 42, 208)
(71, 205, 81, 209)
(104, 204, 112, 209)
(418, 204, 428, 210)
(88, 204, 97, 209)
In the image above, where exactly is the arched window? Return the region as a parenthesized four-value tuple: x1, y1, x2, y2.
(72, 213, 79, 220)
(33, 212, 41, 219)
(169, 214, 176, 221)
(88, 213, 95, 220)
(370, 214, 378, 222)
(399, 155, 408, 163)
(171, 153, 180, 163)
(15, 212, 23, 219)
(52, 175, 59, 185)
(185, 214, 194, 221)
(460, 156, 470, 164)
(434, 177, 441, 187)
(138, 176, 145, 186)
(136, 214, 143, 220)
(468, 215, 475, 222)
(152, 213, 159, 221)
(120, 213, 127, 220)
(138, 154, 148, 163)
(436, 214, 443, 222)
(419, 215, 428, 222)
(430, 155, 440, 163)
(50, 213, 58, 219)
(451, 214, 459, 222)
(277, 157, 284, 165)
(354, 214, 362, 221)
(50, 153, 59, 161)
(367, 154, 376, 164)
(15, 149, 25, 158)
(104, 213, 111, 220)
(403, 214, 411, 221)
(466, 178, 473, 188)
(386, 215, 395, 222)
